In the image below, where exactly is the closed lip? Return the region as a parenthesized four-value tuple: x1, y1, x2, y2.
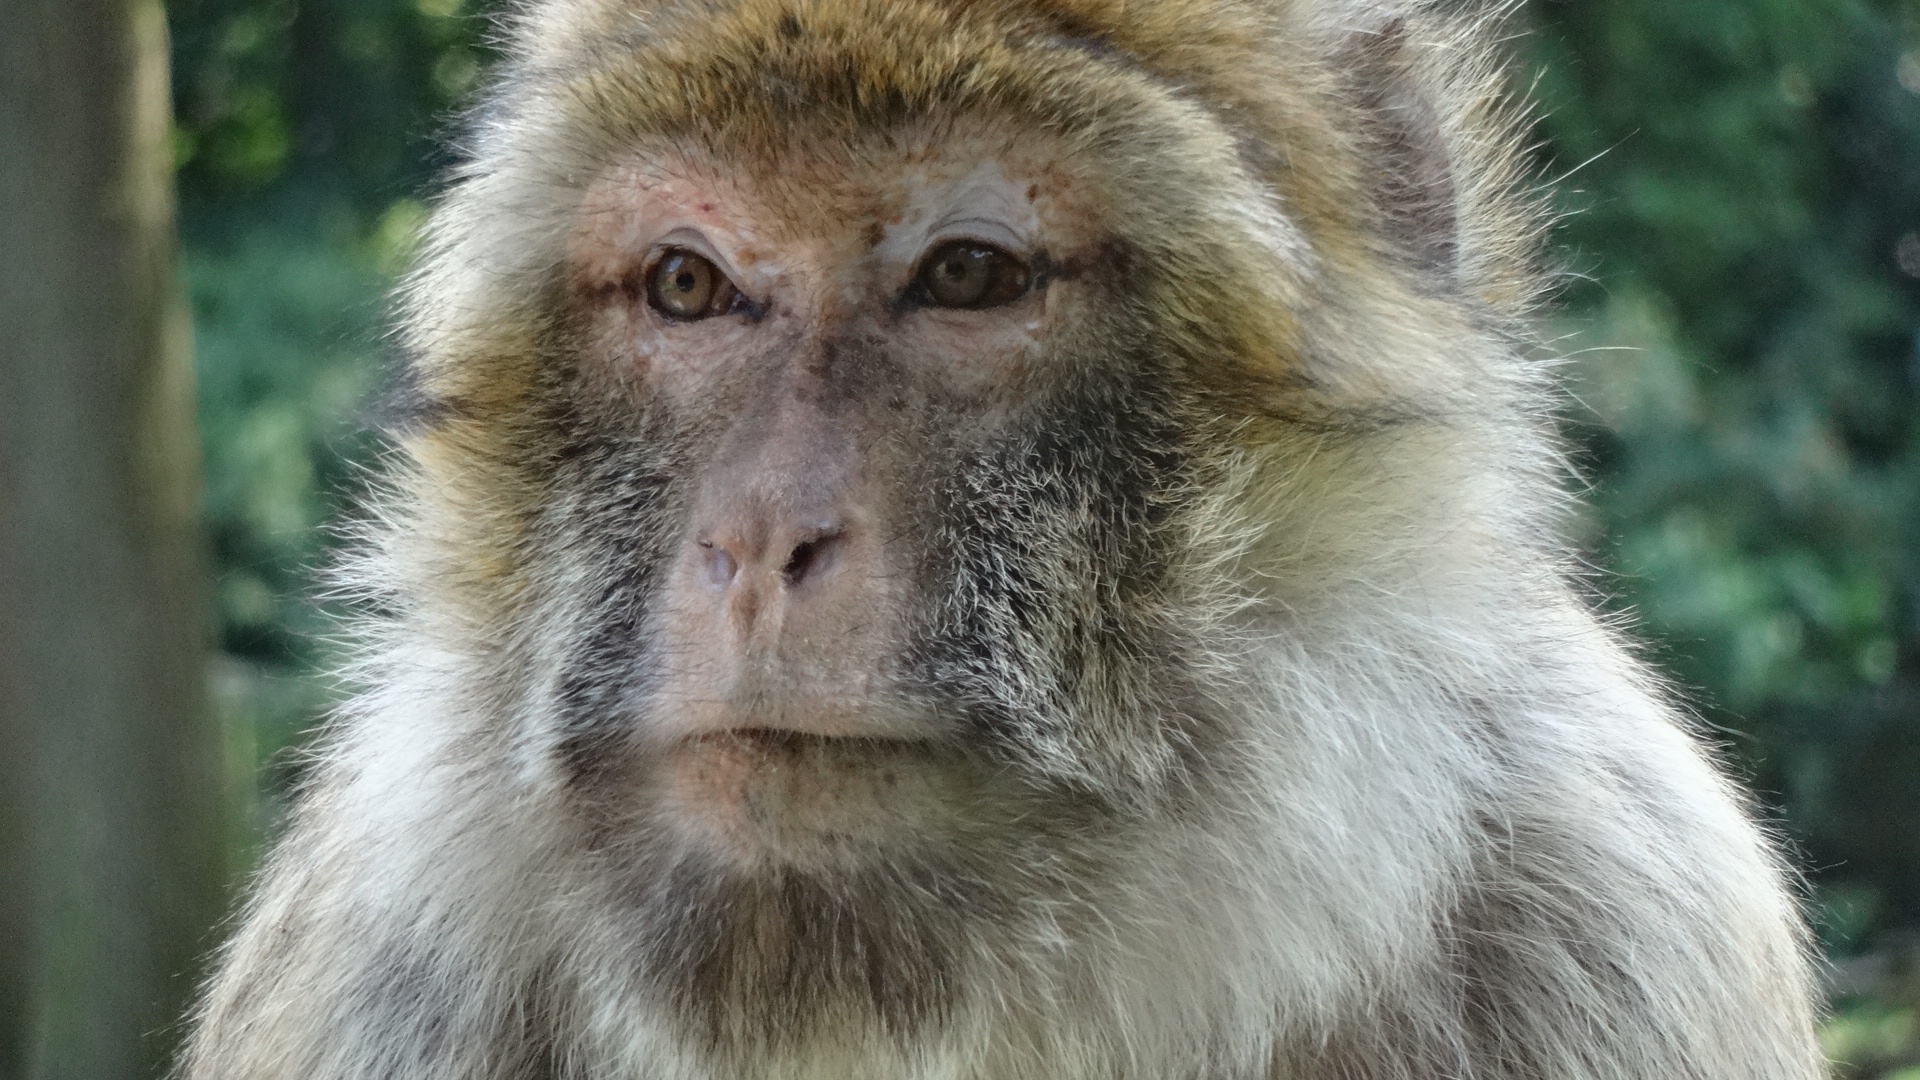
(657, 701, 939, 747)
(675, 727, 931, 752)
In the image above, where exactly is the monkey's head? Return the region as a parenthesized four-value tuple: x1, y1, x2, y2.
(384, 0, 1542, 1054)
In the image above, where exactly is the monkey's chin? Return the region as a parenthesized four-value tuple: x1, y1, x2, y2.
(658, 730, 973, 867)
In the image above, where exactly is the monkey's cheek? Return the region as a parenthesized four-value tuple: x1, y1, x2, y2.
(658, 735, 962, 866)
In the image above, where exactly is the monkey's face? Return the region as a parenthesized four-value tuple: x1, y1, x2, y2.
(540, 119, 1213, 872)
(387, 0, 1486, 1055)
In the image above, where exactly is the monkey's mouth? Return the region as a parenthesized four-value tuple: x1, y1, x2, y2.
(658, 726, 966, 862)
(668, 725, 934, 781)
(688, 727, 914, 753)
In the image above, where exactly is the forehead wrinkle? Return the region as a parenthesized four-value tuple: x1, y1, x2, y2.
(621, 122, 1059, 257)
(537, 1, 1299, 250)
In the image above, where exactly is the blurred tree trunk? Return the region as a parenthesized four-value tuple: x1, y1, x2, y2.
(0, 0, 228, 1076)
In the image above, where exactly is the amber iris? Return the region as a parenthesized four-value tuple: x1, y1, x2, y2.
(648, 249, 741, 319)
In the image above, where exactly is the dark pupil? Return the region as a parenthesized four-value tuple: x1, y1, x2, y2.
(928, 246, 992, 304)
(650, 251, 719, 318)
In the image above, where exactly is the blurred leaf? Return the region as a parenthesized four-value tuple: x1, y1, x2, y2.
(1532, 0, 1920, 934)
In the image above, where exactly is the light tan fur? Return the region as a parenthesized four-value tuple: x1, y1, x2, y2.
(181, 1, 1827, 1077)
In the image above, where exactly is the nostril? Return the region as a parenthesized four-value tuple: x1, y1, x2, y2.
(699, 539, 740, 589)
(780, 533, 841, 587)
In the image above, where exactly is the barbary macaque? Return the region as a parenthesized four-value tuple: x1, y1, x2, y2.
(180, 0, 1827, 1076)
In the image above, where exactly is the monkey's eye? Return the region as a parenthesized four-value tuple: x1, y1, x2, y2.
(913, 241, 1031, 309)
(646, 249, 743, 320)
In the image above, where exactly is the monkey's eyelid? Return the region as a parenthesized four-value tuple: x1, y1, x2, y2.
(648, 229, 748, 279)
(921, 217, 1030, 255)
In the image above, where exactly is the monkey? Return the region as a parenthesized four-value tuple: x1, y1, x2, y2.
(179, 0, 1828, 1077)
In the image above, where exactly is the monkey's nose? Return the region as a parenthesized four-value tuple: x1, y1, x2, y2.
(696, 521, 846, 592)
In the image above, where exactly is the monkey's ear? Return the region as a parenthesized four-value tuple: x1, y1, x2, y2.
(1347, 16, 1457, 276)
(1331, 5, 1537, 299)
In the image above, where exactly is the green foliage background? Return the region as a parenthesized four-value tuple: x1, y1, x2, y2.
(165, 0, 1920, 1071)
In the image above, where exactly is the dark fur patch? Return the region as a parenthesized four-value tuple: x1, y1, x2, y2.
(904, 336, 1198, 761)
(365, 345, 459, 434)
(1437, 809, 1665, 1076)
(535, 415, 686, 789)
(339, 940, 582, 1075)
(618, 852, 998, 1050)
(1034, 235, 1136, 288)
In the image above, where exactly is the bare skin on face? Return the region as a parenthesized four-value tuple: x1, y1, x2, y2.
(565, 126, 1114, 862)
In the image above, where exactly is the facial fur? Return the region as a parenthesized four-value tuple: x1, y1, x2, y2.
(180, 2, 1827, 1078)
